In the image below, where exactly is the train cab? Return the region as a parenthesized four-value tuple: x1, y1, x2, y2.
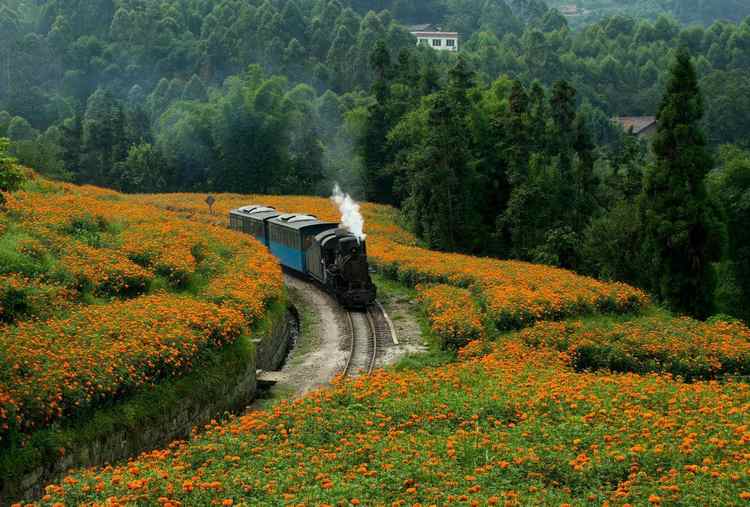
(308, 228, 376, 307)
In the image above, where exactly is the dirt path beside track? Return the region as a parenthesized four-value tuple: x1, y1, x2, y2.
(269, 274, 349, 397)
(255, 274, 426, 404)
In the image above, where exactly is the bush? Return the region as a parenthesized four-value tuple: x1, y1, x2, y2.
(515, 315, 750, 380)
(417, 284, 485, 349)
(0, 138, 26, 198)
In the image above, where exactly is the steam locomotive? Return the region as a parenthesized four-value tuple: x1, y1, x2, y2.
(229, 205, 376, 308)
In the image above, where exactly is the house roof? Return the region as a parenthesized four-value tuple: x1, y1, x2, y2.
(558, 4, 579, 14)
(407, 23, 434, 31)
(412, 31, 459, 37)
(612, 116, 657, 134)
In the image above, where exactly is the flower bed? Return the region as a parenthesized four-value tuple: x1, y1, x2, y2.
(515, 316, 750, 380)
(0, 178, 284, 446)
(60, 243, 154, 296)
(0, 294, 245, 442)
(371, 241, 649, 330)
(32, 340, 750, 506)
(417, 283, 485, 348)
(0, 274, 74, 323)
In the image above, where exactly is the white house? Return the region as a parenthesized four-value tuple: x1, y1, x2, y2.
(408, 24, 459, 52)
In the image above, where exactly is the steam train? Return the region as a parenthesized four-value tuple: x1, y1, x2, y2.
(229, 205, 376, 308)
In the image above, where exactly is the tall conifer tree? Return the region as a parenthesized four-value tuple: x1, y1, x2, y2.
(639, 47, 721, 318)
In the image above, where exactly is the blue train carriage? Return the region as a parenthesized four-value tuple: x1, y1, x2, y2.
(267, 214, 337, 273)
(228, 205, 280, 246)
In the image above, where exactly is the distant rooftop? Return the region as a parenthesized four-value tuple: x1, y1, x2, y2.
(612, 116, 657, 135)
(558, 4, 578, 15)
(407, 23, 435, 32)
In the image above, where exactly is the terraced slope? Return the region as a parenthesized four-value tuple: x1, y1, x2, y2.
(0, 175, 283, 484)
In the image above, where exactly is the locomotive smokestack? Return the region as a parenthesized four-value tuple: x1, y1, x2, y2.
(331, 183, 366, 242)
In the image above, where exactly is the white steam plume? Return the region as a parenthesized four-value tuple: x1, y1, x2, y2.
(331, 184, 366, 241)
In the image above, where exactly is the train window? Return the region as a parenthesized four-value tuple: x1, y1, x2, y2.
(303, 235, 314, 249)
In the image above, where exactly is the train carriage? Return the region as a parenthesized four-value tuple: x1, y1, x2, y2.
(267, 214, 337, 272)
(228, 205, 279, 246)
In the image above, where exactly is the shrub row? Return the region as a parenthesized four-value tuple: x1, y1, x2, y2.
(514, 315, 750, 380)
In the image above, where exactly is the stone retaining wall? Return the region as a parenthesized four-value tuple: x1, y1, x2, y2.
(255, 307, 297, 371)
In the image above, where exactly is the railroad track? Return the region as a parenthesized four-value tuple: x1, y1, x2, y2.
(342, 302, 395, 377)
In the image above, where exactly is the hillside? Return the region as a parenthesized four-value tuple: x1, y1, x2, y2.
(0, 171, 283, 498)
(547, 0, 750, 27)
(38, 335, 750, 505)
(1, 0, 750, 503)
(1, 180, 747, 505)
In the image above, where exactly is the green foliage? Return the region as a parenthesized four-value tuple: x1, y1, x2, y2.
(117, 143, 167, 193)
(6, 116, 35, 141)
(515, 312, 750, 381)
(581, 200, 646, 284)
(0, 228, 54, 278)
(10, 126, 71, 181)
(399, 58, 485, 252)
(0, 138, 25, 195)
(546, 0, 750, 28)
(710, 146, 750, 322)
(639, 48, 722, 318)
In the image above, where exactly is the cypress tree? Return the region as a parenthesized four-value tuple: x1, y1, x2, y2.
(639, 47, 722, 318)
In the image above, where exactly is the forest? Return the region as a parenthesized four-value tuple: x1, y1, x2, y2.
(1, 0, 749, 322)
(545, 0, 750, 28)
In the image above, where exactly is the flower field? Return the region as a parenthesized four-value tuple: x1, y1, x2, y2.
(8, 184, 748, 506)
(1, 295, 244, 436)
(32, 338, 750, 506)
(512, 315, 750, 380)
(0, 176, 283, 447)
(417, 284, 485, 348)
(134, 193, 650, 342)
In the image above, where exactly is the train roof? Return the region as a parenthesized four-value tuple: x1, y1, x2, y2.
(230, 205, 280, 220)
(238, 204, 275, 213)
(268, 214, 338, 231)
(314, 228, 362, 245)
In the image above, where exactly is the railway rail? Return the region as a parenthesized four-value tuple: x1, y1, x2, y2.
(342, 302, 395, 377)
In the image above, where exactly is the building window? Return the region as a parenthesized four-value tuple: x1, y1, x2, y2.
(446, 39, 455, 48)
(418, 38, 428, 45)
(432, 39, 442, 47)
